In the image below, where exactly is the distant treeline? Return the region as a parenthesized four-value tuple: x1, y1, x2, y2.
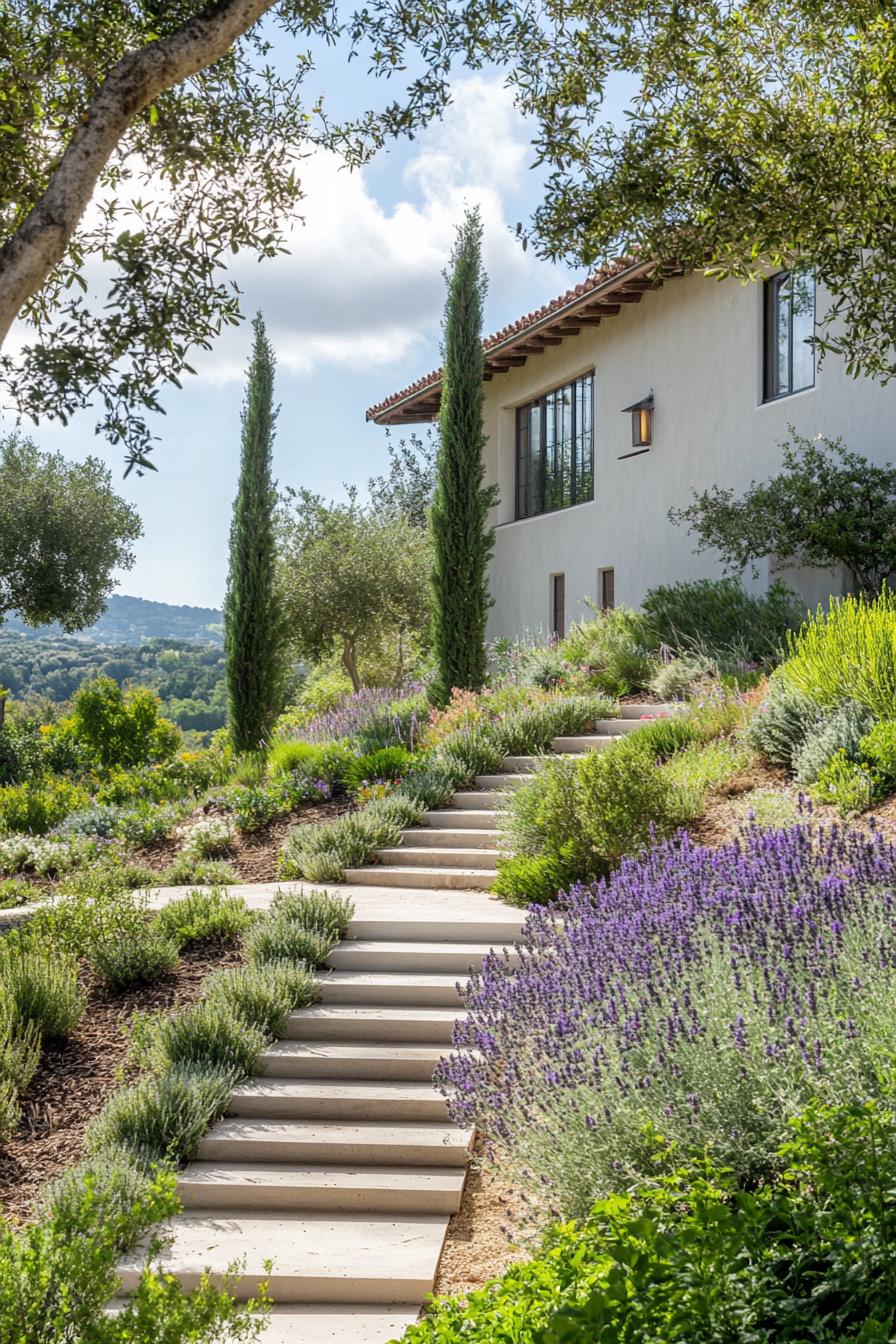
(4, 593, 223, 646)
(0, 634, 227, 732)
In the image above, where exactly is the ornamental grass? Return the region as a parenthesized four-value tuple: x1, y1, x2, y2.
(440, 820, 896, 1222)
(781, 588, 896, 717)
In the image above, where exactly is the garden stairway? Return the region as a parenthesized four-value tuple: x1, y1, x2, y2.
(120, 888, 525, 1344)
(348, 703, 678, 893)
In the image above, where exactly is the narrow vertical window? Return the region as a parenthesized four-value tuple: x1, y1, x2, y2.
(599, 567, 615, 611)
(515, 372, 594, 520)
(764, 268, 815, 400)
(552, 573, 566, 639)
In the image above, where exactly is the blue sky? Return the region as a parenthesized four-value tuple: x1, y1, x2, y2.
(9, 36, 607, 609)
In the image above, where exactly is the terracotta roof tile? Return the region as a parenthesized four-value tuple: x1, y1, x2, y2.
(366, 257, 652, 423)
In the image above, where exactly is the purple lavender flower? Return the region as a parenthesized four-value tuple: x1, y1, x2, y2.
(437, 819, 896, 1214)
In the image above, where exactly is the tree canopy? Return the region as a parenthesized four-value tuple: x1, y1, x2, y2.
(670, 433, 896, 596)
(0, 433, 142, 630)
(367, 429, 438, 530)
(277, 488, 431, 690)
(0, 0, 492, 470)
(499, 0, 896, 381)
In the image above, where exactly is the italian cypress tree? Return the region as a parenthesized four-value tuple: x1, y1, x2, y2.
(224, 312, 284, 752)
(430, 208, 497, 704)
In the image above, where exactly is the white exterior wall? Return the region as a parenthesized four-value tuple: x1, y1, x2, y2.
(484, 271, 896, 639)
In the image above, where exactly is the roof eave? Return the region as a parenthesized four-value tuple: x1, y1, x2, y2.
(367, 258, 675, 426)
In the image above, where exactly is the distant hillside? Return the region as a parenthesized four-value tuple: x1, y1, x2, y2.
(5, 594, 223, 645)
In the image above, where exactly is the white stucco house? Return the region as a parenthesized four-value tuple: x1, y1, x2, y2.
(366, 260, 896, 640)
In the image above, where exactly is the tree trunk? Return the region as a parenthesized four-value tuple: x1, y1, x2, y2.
(0, 0, 278, 349)
(341, 637, 362, 693)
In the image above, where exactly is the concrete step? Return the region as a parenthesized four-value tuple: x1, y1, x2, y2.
(591, 717, 644, 734)
(341, 900, 520, 943)
(400, 827, 497, 849)
(619, 702, 684, 718)
(474, 773, 534, 789)
(107, 1302, 421, 1344)
(260, 1041, 448, 1082)
(197, 1118, 473, 1168)
(424, 808, 498, 829)
(345, 865, 497, 891)
(177, 1162, 466, 1215)
(318, 970, 466, 1007)
(228, 1078, 450, 1123)
(449, 790, 501, 810)
(327, 940, 514, 975)
(374, 846, 498, 870)
(281, 1005, 464, 1044)
(551, 734, 615, 753)
(500, 755, 543, 772)
(117, 1210, 451, 1302)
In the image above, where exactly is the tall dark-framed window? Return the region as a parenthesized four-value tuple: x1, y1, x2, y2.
(515, 371, 594, 520)
(763, 268, 815, 401)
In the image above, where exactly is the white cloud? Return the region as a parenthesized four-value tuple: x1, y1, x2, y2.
(4, 75, 574, 395)
(194, 74, 568, 382)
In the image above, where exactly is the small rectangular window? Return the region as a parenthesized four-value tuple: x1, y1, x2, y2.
(599, 567, 615, 611)
(551, 573, 566, 639)
(764, 268, 815, 400)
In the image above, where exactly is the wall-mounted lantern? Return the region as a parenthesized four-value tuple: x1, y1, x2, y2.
(620, 392, 654, 452)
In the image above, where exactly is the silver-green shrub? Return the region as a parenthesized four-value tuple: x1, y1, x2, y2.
(746, 679, 822, 767)
(89, 923, 179, 990)
(202, 962, 318, 1035)
(86, 1065, 233, 1167)
(792, 701, 875, 785)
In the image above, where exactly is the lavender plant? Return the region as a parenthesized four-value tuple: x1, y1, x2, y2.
(295, 685, 425, 749)
(440, 821, 896, 1221)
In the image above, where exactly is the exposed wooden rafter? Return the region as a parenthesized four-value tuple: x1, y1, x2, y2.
(367, 260, 682, 425)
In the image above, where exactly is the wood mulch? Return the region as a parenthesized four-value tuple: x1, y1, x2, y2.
(132, 798, 352, 885)
(0, 936, 245, 1225)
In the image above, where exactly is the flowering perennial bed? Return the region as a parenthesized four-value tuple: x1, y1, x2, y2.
(440, 820, 896, 1218)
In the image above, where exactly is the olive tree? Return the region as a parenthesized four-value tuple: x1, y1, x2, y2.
(491, 0, 896, 383)
(0, 432, 142, 629)
(277, 488, 431, 690)
(670, 433, 896, 597)
(0, 0, 499, 470)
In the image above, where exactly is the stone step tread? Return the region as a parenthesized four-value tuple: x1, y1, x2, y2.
(343, 867, 497, 891)
(449, 791, 501, 805)
(320, 970, 467, 989)
(117, 1211, 450, 1302)
(230, 1077, 448, 1109)
(197, 1118, 472, 1167)
(329, 939, 503, 960)
(551, 734, 615, 751)
(178, 1161, 465, 1201)
(423, 809, 498, 826)
(401, 825, 498, 835)
(287, 1005, 465, 1025)
(400, 827, 498, 845)
(474, 773, 534, 787)
(231, 1075, 445, 1096)
(259, 1040, 448, 1081)
(375, 846, 498, 863)
(345, 865, 498, 878)
(618, 702, 684, 717)
(281, 1005, 465, 1041)
(325, 941, 515, 975)
(108, 1302, 421, 1344)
